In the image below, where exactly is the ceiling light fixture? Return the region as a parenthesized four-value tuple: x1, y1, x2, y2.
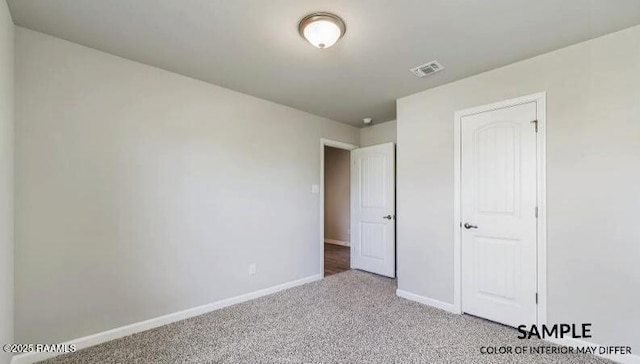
(299, 12, 346, 49)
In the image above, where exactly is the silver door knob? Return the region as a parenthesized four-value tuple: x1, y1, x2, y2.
(463, 223, 478, 229)
(383, 215, 393, 220)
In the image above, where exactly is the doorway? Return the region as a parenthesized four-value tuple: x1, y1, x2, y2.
(453, 93, 547, 328)
(323, 145, 352, 276)
(320, 139, 357, 277)
(320, 139, 397, 278)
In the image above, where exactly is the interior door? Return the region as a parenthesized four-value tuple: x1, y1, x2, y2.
(461, 101, 538, 327)
(351, 143, 395, 277)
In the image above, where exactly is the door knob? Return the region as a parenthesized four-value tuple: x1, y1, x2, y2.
(383, 215, 394, 220)
(463, 223, 478, 229)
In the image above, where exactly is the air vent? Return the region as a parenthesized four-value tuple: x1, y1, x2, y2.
(410, 60, 444, 78)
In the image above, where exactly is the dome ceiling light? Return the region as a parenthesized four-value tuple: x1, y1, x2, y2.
(298, 12, 346, 49)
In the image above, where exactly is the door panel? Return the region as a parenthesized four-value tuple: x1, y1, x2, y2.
(475, 124, 518, 214)
(351, 143, 395, 277)
(474, 236, 519, 302)
(360, 222, 386, 259)
(461, 101, 537, 327)
(360, 154, 387, 208)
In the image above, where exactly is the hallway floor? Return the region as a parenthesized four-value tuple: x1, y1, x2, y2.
(324, 243, 350, 276)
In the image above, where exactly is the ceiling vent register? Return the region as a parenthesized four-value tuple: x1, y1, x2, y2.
(410, 60, 444, 78)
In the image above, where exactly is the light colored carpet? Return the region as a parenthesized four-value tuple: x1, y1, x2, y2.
(41, 270, 612, 363)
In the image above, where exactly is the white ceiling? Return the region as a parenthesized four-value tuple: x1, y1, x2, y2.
(7, 0, 640, 126)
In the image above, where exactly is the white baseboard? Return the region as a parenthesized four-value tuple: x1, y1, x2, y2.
(547, 337, 640, 364)
(396, 289, 461, 314)
(324, 239, 350, 247)
(11, 274, 323, 364)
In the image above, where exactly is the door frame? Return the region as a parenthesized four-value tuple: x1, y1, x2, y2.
(453, 92, 547, 327)
(320, 138, 358, 276)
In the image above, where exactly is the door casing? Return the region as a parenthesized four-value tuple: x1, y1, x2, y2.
(453, 92, 547, 328)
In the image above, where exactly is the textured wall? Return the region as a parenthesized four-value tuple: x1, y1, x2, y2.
(0, 1, 13, 363)
(14, 28, 359, 344)
(397, 25, 640, 350)
(360, 120, 396, 147)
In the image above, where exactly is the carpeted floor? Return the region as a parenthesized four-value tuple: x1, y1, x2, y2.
(41, 270, 612, 364)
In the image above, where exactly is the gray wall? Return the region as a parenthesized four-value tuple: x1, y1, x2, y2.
(0, 1, 13, 363)
(397, 25, 640, 349)
(324, 146, 350, 244)
(360, 120, 396, 147)
(14, 28, 359, 344)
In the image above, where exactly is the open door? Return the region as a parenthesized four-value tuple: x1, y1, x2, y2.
(350, 143, 395, 277)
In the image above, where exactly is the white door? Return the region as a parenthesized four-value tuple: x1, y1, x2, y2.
(351, 143, 395, 277)
(461, 101, 538, 327)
